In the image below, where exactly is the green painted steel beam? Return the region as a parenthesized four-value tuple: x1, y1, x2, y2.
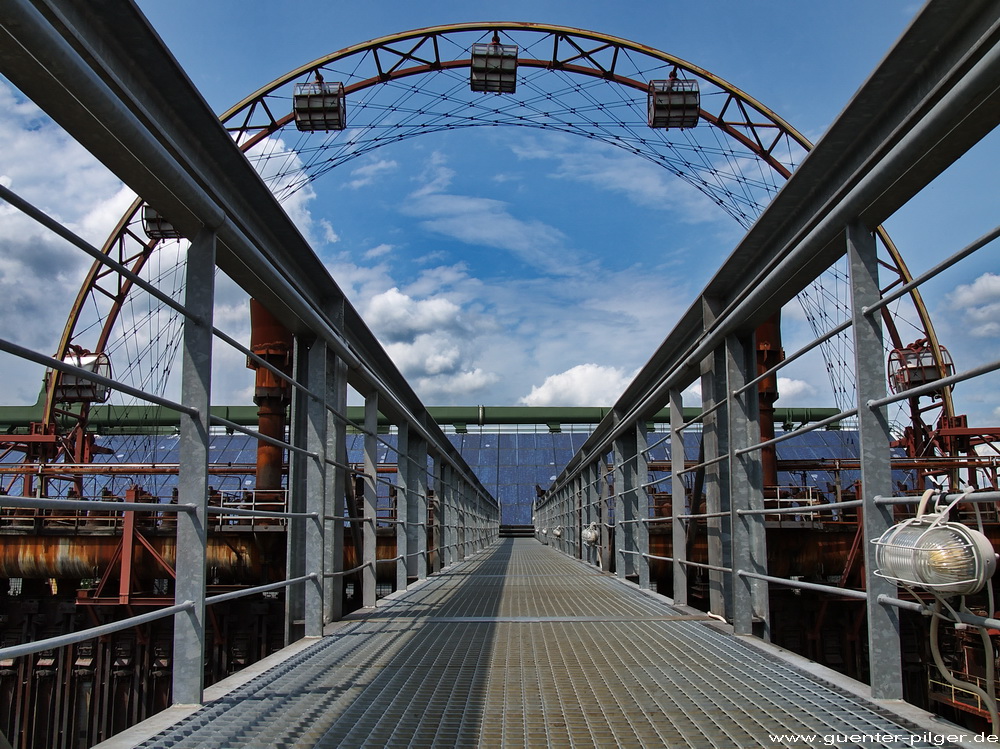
(0, 394, 841, 433)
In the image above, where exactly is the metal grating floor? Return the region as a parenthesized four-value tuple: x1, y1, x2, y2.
(132, 540, 960, 748)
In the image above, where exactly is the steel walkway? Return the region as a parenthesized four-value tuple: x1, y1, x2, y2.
(119, 540, 960, 748)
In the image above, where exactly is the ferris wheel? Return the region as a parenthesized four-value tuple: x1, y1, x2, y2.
(41, 23, 952, 477)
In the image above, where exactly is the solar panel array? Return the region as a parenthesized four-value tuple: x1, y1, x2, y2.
(3, 428, 894, 525)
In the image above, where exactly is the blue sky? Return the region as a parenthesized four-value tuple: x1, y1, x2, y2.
(2, 1, 998, 427)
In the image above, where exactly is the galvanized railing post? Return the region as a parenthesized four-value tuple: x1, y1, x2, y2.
(362, 391, 378, 608)
(172, 228, 215, 706)
(849, 220, 903, 699)
(409, 437, 428, 580)
(613, 424, 636, 579)
(636, 422, 651, 590)
(431, 456, 443, 574)
(396, 422, 411, 592)
(727, 332, 769, 637)
(326, 354, 348, 621)
(440, 464, 452, 567)
(702, 299, 732, 619)
(285, 339, 308, 643)
(457, 478, 467, 562)
(304, 339, 327, 636)
(670, 388, 689, 607)
(583, 463, 595, 565)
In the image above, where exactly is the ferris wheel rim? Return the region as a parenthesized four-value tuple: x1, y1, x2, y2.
(49, 21, 950, 436)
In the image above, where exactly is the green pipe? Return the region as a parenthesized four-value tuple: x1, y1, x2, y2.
(0, 396, 842, 433)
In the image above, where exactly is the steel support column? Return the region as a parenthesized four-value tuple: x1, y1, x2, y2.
(172, 228, 215, 706)
(431, 456, 443, 574)
(285, 339, 308, 643)
(670, 388, 689, 607)
(599, 455, 612, 571)
(635, 422, 651, 590)
(702, 298, 732, 618)
(613, 425, 637, 580)
(304, 339, 327, 637)
(408, 437, 428, 580)
(728, 332, 769, 638)
(441, 465, 454, 567)
(362, 392, 378, 608)
(582, 463, 594, 565)
(456, 478, 466, 562)
(395, 423, 410, 592)
(326, 354, 348, 621)
(849, 220, 903, 700)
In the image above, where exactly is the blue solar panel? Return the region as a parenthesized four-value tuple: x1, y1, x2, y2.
(26, 423, 882, 522)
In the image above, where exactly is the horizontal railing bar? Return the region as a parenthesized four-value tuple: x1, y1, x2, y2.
(677, 453, 729, 475)
(867, 357, 1000, 410)
(864, 224, 1000, 316)
(680, 400, 723, 430)
(0, 338, 197, 415)
(874, 491, 1000, 505)
(643, 431, 672, 454)
(323, 562, 373, 578)
(0, 601, 195, 660)
(675, 510, 728, 520)
(877, 595, 1000, 629)
(736, 498, 864, 516)
(323, 514, 374, 523)
(734, 407, 857, 456)
(206, 506, 318, 520)
(677, 558, 730, 573)
(0, 495, 196, 513)
(213, 327, 322, 403)
(642, 474, 672, 489)
(210, 415, 318, 458)
(205, 574, 317, 606)
(738, 570, 868, 599)
(0, 182, 197, 323)
(732, 319, 852, 398)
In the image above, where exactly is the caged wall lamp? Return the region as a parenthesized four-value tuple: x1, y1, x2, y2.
(873, 490, 997, 596)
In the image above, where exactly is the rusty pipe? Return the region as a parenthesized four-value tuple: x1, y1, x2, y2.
(0, 535, 265, 581)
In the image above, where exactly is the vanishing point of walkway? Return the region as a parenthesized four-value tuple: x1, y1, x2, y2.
(123, 540, 960, 748)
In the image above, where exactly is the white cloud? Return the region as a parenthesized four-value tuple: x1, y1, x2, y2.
(320, 219, 340, 244)
(948, 272, 1000, 338)
(363, 243, 394, 259)
(949, 272, 1000, 307)
(355, 285, 501, 403)
(385, 333, 461, 377)
(364, 287, 464, 343)
(682, 381, 702, 406)
(348, 158, 398, 189)
(520, 364, 636, 407)
(409, 367, 501, 402)
(775, 377, 817, 404)
(0, 80, 138, 402)
(403, 153, 574, 274)
(511, 135, 722, 222)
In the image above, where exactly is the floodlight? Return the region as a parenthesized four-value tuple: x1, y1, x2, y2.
(874, 515, 997, 596)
